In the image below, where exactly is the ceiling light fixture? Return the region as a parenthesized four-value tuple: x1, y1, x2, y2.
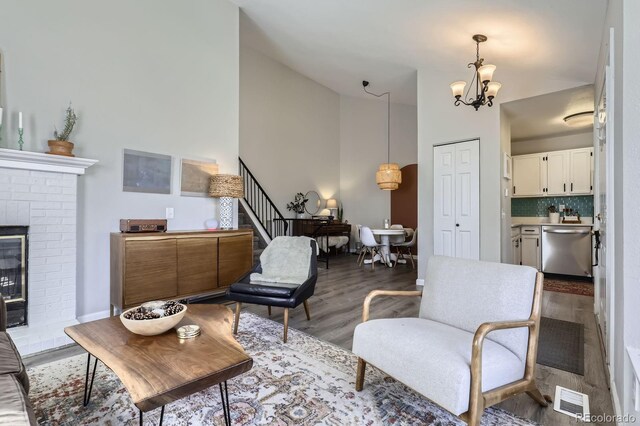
(450, 34, 502, 111)
(563, 111, 594, 128)
(363, 81, 401, 190)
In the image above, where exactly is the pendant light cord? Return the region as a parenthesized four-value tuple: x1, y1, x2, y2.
(363, 84, 391, 163)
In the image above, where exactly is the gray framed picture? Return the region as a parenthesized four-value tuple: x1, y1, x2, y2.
(180, 158, 219, 197)
(123, 149, 172, 194)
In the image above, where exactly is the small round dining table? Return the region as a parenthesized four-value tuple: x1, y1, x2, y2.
(370, 228, 406, 267)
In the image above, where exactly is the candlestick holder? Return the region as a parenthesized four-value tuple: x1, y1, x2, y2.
(17, 128, 24, 151)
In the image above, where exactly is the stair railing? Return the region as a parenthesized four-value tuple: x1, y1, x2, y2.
(239, 158, 288, 239)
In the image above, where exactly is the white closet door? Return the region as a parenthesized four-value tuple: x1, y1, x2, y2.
(433, 144, 456, 257)
(455, 140, 480, 259)
(433, 139, 480, 260)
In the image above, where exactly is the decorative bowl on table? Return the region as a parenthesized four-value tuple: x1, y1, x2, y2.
(120, 301, 187, 336)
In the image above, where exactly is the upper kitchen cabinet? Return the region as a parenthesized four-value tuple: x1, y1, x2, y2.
(512, 147, 593, 198)
(569, 148, 593, 194)
(546, 151, 570, 195)
(513, 153, 546, 197)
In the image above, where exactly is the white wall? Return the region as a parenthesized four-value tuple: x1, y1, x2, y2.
(240, 46, 340, 214)
(339, 95, 417, 231)
(511, 131, 593, 155)
(0, 0, 240, 318)
(622, 1, 640, 420)
(500, 108, 512, 263)
(595, 0, 640, 420)
(417, 72, 502, 276)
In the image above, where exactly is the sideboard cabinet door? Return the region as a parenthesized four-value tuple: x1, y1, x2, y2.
(124, 239, 178, 306)
(218, 234, 253, 288)
(177, 237, 218, 296)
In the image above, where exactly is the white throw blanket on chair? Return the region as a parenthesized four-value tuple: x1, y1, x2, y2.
(250, 236, 312, 286)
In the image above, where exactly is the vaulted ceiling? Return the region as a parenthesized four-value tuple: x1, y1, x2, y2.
(232, 0, 607, 105)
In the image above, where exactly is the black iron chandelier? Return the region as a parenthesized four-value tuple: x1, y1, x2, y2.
(450, 34, 502, 111)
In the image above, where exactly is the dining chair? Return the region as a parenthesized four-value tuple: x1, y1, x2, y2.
(393, 228, 417, 269)
(389, 224, 406, 245)
(359, 226, 383, 270)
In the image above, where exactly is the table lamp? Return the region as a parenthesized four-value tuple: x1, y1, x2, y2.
(326, 198, 338, 218)
(208, 174, 244, 229)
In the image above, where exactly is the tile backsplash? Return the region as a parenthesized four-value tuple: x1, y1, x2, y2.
(512, 196, 594, 217)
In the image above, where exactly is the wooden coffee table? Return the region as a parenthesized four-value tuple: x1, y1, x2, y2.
(64, 304, 253, 425)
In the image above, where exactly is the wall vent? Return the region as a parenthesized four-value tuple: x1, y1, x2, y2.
(553, 386, 590, 419)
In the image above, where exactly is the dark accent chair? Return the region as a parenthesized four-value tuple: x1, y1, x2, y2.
(226, 239, 318, 342)
(0, 297, 36, 425)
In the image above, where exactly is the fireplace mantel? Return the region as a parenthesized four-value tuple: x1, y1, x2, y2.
(0, 148, 98, 175)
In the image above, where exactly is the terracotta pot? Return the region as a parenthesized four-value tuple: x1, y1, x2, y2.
(47, 140, 75, 157)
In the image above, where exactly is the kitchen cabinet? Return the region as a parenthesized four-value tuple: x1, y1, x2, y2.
(520, 226, 541, 270)
(512, 147, 593, 198)
(546, 151, 570, 195)
(511, 236, 521, 266)
(569, 148, 593, 194)
(512, 154, 546, 197)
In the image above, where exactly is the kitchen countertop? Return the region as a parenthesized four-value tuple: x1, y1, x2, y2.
(511, 217, 593, 228)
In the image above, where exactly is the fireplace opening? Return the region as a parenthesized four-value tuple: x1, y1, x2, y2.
(0, 226, 28, 327)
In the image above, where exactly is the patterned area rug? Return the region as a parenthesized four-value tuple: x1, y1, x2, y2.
(28, 312, 536, 425)
(544, 278, 594, 297)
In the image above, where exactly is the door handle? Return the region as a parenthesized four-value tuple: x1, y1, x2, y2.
(596, 213, 602, 221)
(455, 223, 460, 227)
(536, 238, 539, 247)
(564, 183, 566, 192)
(571, 182, 574, 191)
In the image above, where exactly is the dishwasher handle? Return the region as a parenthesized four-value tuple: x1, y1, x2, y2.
(543, 229, 591, 235)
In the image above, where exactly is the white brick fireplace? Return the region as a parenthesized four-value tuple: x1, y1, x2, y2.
(0, 148, 97, 355)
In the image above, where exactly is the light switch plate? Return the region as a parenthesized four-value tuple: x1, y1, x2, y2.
(165, 207, 174, 219)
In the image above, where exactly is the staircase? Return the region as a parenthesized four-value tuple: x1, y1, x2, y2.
(238, 157, 289, 264)
(238, 202, 267, 265)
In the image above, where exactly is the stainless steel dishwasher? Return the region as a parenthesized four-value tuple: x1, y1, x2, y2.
(541, 226, 592, 277)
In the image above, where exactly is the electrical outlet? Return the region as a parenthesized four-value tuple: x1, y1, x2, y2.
(165, 207, 174, 219)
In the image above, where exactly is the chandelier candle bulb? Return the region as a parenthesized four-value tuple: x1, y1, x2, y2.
(450, 81, 466, 98)
(477, 64, 496, 83)
(18, 112, 23, 128)
(486, 82, 502, 98)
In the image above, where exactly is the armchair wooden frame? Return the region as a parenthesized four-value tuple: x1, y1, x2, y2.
(355, 273, 551, 426)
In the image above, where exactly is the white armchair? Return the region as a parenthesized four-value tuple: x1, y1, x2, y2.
(352, 256, 550, 426)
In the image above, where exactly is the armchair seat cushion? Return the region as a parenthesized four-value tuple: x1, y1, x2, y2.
(229, 282, 299, 298)
(352, 318, 525, 416)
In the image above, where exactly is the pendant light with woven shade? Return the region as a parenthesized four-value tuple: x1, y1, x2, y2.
(363, 81, 401, 190)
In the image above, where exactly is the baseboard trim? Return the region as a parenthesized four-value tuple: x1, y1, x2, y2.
(77, 310, 111, 323)
(610, 378, 622, 425)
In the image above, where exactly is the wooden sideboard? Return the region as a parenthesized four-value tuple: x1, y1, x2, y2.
(110, 229, 253, 314)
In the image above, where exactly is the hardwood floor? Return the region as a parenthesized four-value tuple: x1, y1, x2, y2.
(25, 254, 614, 425)
(243, 255, 614, 426)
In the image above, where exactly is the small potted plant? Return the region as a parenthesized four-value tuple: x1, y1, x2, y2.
(48, 104, 78, 157)
(287, 192, 308, 219)
(548, 205, 560, 224)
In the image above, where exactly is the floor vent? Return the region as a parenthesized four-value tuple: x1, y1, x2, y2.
(553, 386, 590, 419)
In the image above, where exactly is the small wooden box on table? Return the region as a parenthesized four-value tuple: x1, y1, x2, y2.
(110, 229, 253, 315)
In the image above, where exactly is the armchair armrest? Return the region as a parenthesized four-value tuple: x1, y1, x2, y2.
(468, 318, 537, 413)
(362, 290, 422, 322)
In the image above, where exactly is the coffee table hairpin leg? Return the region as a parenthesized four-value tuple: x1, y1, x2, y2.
(136, 383, 229, 426)
(219, 381, 231, 426)
(83, 353, 99, 406)
(139, 406, 165, 425)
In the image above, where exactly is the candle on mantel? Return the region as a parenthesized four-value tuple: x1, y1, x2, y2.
(18, 112, 23, 129)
